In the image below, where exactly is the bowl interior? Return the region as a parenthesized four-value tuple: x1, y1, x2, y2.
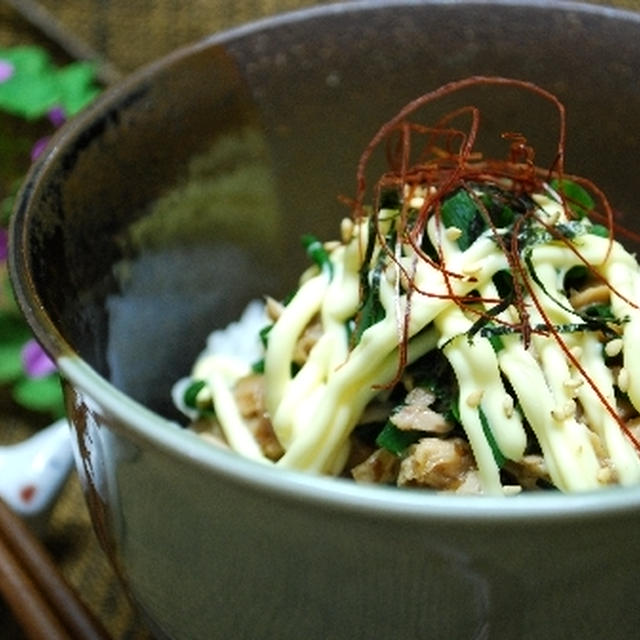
(12, 0, 640, 437)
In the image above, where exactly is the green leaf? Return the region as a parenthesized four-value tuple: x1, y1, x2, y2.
(54, 62, 100, 116)
(352, 260, 386, 345)
(550, 178, 595, 218)
(0, 343, 25, 382)
(259, 324, 272, 348)
(0, 46, 48, 74)
(563, 265, 588, 292)
(479, 406, 506, 467)
(12, 373, 65, 417)
(440, 189, 481, 250)
(589, 224, 609, 238)
(375, 420, 421, 455)
(0, 46, 99, 119)
(0, 309, 31, 341)
(584, 303, 616, 321)
(302, 233, 333, 277)
(0, 46, 58, 118)
(487, 334, 505, 353)
(183, 379, 207, 409)
(251, 359, 265, 374)
(492, 203, 516, 228)
(492, 270, 514, 299)
(467, 296, 513, 344)
(0, 311, 32, 382)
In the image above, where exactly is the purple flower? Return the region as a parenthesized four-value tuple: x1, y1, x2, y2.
(30, 107, 67, 161)
(0, 60, 13, 83)
(22, 339, 57, 378)
(47, 106, 66, 128)
(0, 227, 7, 262)
(30, 137, 50, 162)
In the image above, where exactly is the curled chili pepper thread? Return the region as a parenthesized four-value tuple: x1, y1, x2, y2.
(351, 75, 640, 452)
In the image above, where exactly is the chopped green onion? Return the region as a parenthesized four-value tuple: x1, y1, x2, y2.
(479, 407, 506, 468)
(375, 421, 421, 455)
(302, 233, 333, 277)
(441, 189, 481, 250)
(550, 178, 595, 218)
(492, 270, 514, 299)
(563, 265, 588, 292)
(252, 359, 265, 374)
(184, 379, 207, 409)
(259, 324, 272, 348)
(352, 259, 386, 345)
(487, 335, 505, 353)
(589, 224, 609, 238)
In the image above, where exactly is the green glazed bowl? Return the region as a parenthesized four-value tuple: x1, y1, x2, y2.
(9, 2, 640, 638)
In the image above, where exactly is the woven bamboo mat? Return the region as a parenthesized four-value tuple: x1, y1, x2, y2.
(0, 1, 639, 638)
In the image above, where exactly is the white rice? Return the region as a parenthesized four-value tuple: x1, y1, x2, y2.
(171, 299, 267, 420)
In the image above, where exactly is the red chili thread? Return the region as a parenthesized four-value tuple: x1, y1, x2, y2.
(350, 75, 640, 452)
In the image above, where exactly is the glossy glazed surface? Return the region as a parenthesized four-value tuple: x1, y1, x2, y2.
(9, 2, 640, 638)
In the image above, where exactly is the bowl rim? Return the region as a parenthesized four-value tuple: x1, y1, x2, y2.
(9, 0, 640, 524)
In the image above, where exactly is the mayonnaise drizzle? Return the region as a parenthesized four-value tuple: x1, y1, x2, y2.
(187, 189, 640, 494)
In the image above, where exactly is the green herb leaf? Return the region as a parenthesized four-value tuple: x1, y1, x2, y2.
(302, 233, 333, 277)
(492, 270, 514, 299)
(440, 189, 481, 250)
(487, 334, 505, 353)
(375, 420, 421, 455)
(259, 324, 272, 348)
(353, 258, 386, 345)
(252, 359, 265, 374)
(479, 407, 506, 468)
(563, 265, 588, 292)
(550, 178, 595, 218)
(584, 303, 616, 321)
(467, 295, 513, 344)
(589, 224, 609, 238)
(183, 379, 207, 409)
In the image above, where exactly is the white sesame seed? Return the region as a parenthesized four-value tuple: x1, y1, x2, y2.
(503, 485, 522, 496)
(618, 367, 630, 392)
(605, 338, 623, 358)
(503, 395, 514, 418)
(466, 389, 484, 408)
(597, 467, 614, 484)
(445, 226, 463, 242)
(563, 377, 584, 394)
(340, 217, 354, 243)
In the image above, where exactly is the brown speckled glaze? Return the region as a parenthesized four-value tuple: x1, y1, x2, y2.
(9, 3, 640, 639)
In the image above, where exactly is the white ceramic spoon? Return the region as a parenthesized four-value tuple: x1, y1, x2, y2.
(0, 419, 74, 524)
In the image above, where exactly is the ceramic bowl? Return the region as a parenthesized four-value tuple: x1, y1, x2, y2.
(9, 2, 640, 638)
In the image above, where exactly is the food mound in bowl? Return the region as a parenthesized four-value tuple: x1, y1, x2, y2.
(173, 77, 640, 495)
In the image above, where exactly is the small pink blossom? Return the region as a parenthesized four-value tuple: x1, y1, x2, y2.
(21, 339, 57, 378)
(0, 60, 13, 83)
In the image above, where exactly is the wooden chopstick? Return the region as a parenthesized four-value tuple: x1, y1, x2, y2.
(0, 497, 112, 640)
(0, 534, 70, 639)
